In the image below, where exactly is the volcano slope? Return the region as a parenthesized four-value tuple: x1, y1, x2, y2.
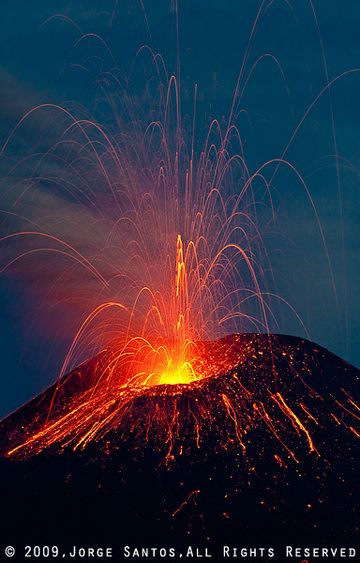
(0, 333, 358, 549)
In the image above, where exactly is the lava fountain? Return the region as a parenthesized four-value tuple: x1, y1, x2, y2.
(0, 60, 279, 459)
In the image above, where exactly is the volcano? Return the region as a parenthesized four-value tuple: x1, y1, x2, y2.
(0, 334, 358, 553)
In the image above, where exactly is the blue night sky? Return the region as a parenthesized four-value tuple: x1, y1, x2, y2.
(1, 1, 360, 417)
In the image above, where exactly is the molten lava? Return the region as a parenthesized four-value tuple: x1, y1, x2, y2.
(159, 359, 198, 385)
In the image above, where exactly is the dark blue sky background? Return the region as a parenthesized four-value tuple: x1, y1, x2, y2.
(1, 1, 360, 417)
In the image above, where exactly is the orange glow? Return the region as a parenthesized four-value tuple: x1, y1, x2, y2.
(159, 360, 198, 385)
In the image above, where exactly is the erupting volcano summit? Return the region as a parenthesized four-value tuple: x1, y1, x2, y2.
(0, 333, 358, 546)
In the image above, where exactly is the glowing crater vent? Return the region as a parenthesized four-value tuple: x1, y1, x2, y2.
(159, 359, 200, 385)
